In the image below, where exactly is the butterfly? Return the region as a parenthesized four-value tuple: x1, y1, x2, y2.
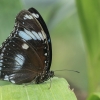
(0, 7, 54, 84)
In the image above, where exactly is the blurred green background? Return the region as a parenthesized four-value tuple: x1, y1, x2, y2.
(1, 0, 99, 100)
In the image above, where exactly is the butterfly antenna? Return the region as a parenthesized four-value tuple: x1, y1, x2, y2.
(54, 69, 80, 73)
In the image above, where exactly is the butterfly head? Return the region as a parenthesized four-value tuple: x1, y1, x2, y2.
(48, 71, 54, 78)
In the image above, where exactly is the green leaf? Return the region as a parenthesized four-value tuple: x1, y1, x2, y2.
(76, 0, 100, 94)
(0, 0, 23, 44)
(88, 92, 100, 100)
(0, 77, 77, 100)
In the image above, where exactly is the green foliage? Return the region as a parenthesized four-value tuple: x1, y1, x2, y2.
(76, 0, 100, 98)
(88, 92, 100, 100)
(0, 0, 23, 44)
(0, 77, 77, 100)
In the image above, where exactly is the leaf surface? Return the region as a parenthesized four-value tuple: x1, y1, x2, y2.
(0, 77, 77, 100)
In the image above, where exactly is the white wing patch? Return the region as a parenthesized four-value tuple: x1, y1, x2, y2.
(18, 31, 31, 40)
(9, 74, 16, 83)
(32, 13, 39, 18)
(4, 75, 9, 81)
(0, 63, 3, 66)
(15, 54, 25, 66)
(0, 60, 3, 62)
(22, 43, 29, 50)
(32, 31, 41, 40)
(24, 14, 33, 20)
(18, 28, 46, 41)
(24, 29, 36, 40)
(41, 30, 46, 40)
(32, 30, 46, 41)
(44, 53, 47, 56)
(38, 32, 44, 40)
(10, 80, 15, 83)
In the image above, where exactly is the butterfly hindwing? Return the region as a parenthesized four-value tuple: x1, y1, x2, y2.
(0, 37, 42, 83)
(0, 8, 53, 84)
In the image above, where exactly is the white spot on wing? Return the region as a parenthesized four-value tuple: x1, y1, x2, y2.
(0, 60, 3, 62)
(11, 80, 15, 83)
(15, 54, 25, 66)
(2, 48, 6, 52)
(1, 53, 4, 56)
(44, 53, 47, 56)
(9, 74, 15, 78)
(22, 43, 29, 50)
(41, 30, 46, 39)
(38, 32, 44, 40)
(18, 31, 31, 40)
(32, 31, 41, 40)
(0, 63, 3, 66)
(24, 29, 36, 40)
(9, 74, 16, 83)
(32, 13, 39, 18)
(24, 14, 33, 20)
(4, 75, 9, 81)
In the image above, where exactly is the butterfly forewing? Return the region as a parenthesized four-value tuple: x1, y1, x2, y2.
(28, 8, 52, 70)
(0, 8, 53, 84)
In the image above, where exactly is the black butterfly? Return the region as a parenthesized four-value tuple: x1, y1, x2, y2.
(0, 8, 54, 84)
